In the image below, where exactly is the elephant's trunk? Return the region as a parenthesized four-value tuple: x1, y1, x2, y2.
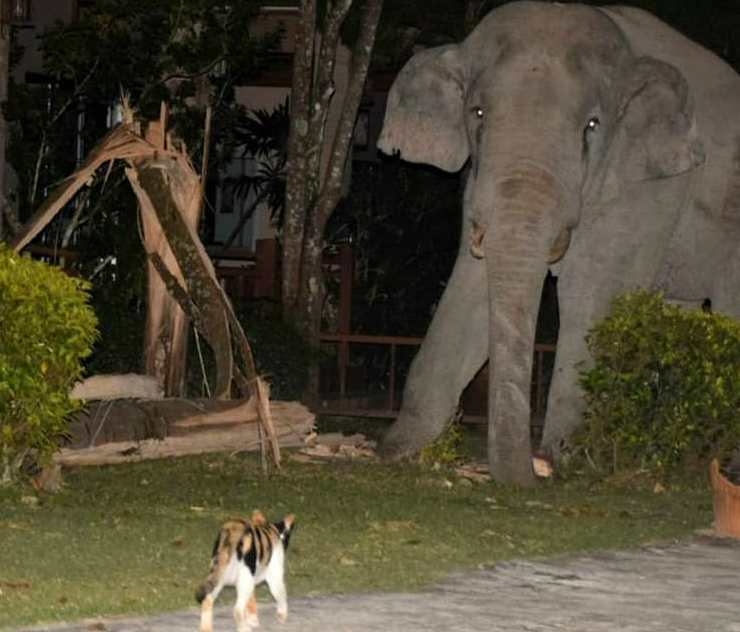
(482, 165, 562, 486)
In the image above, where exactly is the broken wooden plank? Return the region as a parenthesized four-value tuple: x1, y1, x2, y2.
(66, 397, 313, 448)
(69, 373, 164, 401)
(55, 423, 311, 467)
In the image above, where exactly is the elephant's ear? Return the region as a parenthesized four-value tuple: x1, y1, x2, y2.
(616, 56, 705, 181)
(378, 45, 468, 172)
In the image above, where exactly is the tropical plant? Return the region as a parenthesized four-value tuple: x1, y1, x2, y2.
(218, 98, 290, 252)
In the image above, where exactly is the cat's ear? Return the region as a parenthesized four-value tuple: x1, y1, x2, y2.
(283, 514, 296, 530)
(251, 509, 267, 525)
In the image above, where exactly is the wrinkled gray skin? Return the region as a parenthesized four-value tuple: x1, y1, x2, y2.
(377, 1, 740, 485)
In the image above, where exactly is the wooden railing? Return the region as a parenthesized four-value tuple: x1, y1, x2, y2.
(319, 333, 424, 416)
(319, 332, 557, 422)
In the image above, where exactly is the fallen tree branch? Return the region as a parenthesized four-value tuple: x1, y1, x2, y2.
(13, 104, 283, 471)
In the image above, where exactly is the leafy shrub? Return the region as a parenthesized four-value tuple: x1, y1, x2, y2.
(420, 416, 465, 466)
(576, 290, 740, 473)
(0, 246, 98, 483)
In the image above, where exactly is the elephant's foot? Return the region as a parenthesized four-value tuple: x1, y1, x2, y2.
(378, 418, 427, 460)
(379, 407, 457, 459)
(540, 391, 587, 460)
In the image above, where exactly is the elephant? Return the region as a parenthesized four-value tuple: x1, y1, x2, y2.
(377, 1, 740, 485)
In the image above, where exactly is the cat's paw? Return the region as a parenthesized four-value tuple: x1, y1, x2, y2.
(277, 609, 288, 624)
(246, 613, 260, 628)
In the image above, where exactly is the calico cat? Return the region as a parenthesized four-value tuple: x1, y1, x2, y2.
(196, 510, 296, 632)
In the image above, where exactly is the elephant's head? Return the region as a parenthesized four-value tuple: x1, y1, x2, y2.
(378, 1, 704, 483)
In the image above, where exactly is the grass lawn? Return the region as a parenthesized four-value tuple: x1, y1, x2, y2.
(0, 450, 713, 629)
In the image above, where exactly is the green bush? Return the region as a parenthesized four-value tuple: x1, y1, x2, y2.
(0, 245, 98, 483)
(419, 416, 465, 466)
(575, 290, 740, 474)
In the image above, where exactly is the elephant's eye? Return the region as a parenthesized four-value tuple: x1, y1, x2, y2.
(584, 116, 600, 136)
(472, 106, 484, 119)
(582, 116, 601, 153)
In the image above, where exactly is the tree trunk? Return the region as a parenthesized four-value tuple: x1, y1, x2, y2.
(289, 0, 384, 400)
(131, 161, 233, 399)
(282, 0, 317, 316)
(283, 0, 353, 334)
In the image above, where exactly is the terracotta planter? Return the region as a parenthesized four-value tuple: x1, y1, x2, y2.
(710, 458, 740, 538)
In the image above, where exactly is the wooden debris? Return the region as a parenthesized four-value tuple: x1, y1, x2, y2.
(66, 397, 312, 448)
(455, 456, 554, 484)
(56, 401, 314, 467)
(168, 399, 258, 430)
(455, 462, 491, 483)
(532, 452, 554, 478)
(69, 374, 164, 401)
(11, 104, 281, 470)
(292, 433, 377, 463)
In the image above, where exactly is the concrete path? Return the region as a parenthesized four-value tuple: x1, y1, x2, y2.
(17, 537, 740, 632)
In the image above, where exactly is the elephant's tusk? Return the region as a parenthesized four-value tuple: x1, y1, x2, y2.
(547, 227, 572, 264)
(470, 220, 486, 259)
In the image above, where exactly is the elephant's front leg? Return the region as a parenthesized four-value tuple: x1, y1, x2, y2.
(379, 252, 488, 458)
(542, 248, 654, 453)
(539, 285, 592, 454)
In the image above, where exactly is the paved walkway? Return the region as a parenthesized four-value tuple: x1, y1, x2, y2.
(17, 537, 740, 632)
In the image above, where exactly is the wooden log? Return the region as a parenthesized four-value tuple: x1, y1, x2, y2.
(58, 399, 314, 466)
(69, 374, 164, 401)
(65, 398, 313, 447)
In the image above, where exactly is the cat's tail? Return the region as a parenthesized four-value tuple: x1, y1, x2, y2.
(195, 526, 235, 604)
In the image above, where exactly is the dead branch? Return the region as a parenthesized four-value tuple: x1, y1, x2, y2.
(58, 399, 315, 466)
(12, 105, 283, 470)
(11, 125, 149, 252)
(147, 251, 207, 332)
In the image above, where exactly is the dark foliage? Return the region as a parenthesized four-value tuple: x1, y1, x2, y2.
(328, 159, 462, 338)
(186, 300, 313, 401)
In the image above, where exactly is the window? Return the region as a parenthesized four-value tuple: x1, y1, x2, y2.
(219, 178, 238, 215)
